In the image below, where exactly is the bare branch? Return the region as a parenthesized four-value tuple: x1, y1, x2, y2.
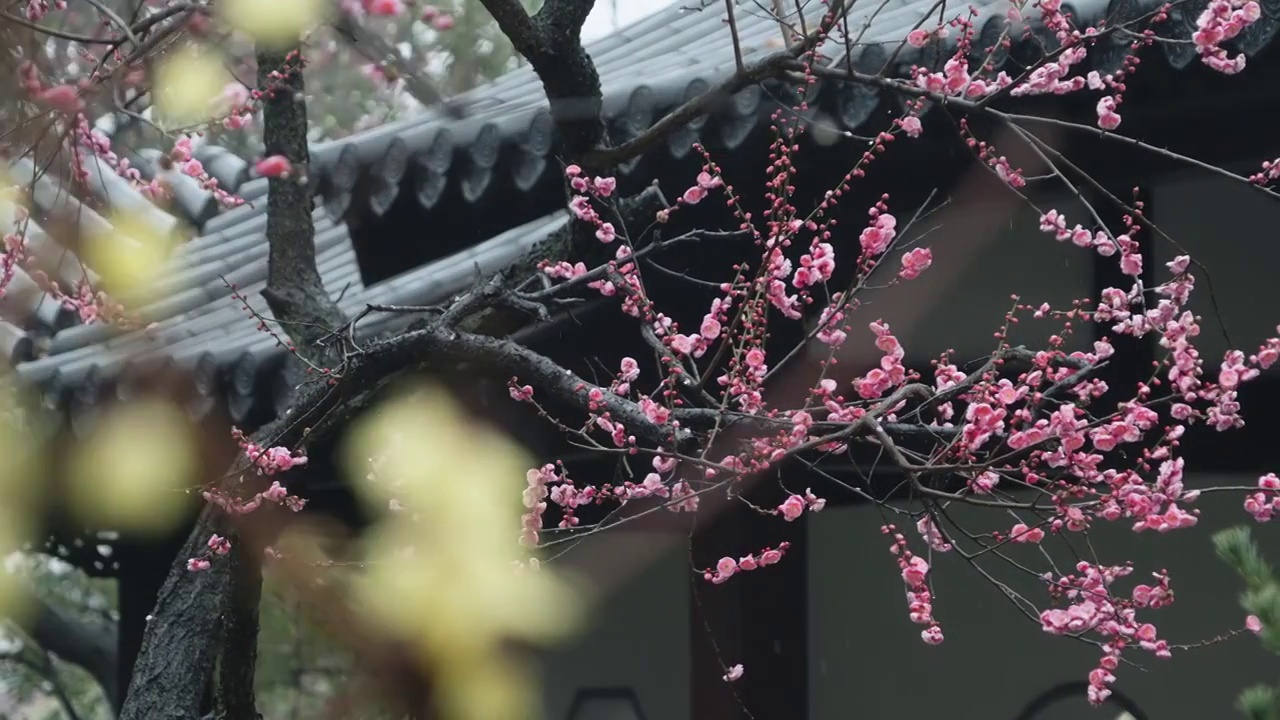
(724, 0, 746, 72)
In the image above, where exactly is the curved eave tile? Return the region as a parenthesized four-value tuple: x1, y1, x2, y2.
(0, 322, 34, 364)
(193, 145, 251, 194)
(456, 122, 503, 205)
(135, 149, 221, 228)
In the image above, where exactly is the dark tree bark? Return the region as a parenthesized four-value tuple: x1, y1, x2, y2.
(118, 514, 232, 720)
(118, 41, 346, 720)
(214, 538, 263, 720)
(257, 45, 347, 365)
(482, 0, 606, 159)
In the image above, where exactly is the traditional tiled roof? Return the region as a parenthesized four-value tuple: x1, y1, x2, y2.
(1, 116, 565, 435)
(7, 0, 1277, 432)
(14, 200, 565, 428)
(302, 0, 1274, 221)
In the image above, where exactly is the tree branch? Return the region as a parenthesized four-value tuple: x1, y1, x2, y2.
(479, 0, 604, 158)
(214, 538, 262, 720)
(118, 516, 231, 720)
(457, 185, 668, 337)
(257, 44, 346, 368)
(477, 0, 542, 57)
(532, 0, 595, 38)
(584, 0, 849, 169)
(113, 295, 682, 718)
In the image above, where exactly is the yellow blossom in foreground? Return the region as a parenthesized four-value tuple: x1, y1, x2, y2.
(0, 383, 40, 618)
(341, 382, 584, 720)
(66, 399, 197, 533)
(344, 385, 531, 555)
(0, 381, 38, 506)
(153, 47, 233, 128)
(85, 209, 179, 300)
(437, 656, 537, 720)
(221, 0, 330, 47)
(0, 506, 33, 620)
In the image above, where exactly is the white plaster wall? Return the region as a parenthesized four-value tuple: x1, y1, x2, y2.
(809, 477, 1280, 719)
(538, 529, 690, 720)
(1151, 171, 1280, 365)
(853, 192, 1094, 364)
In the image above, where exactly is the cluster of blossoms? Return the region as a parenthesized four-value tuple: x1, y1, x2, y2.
(884, 525, 943, 645)
(0, 203, 29, 305)
(963, 123, 1029, 188)
(1244, 473, 1280, 522)
(776, 490, 826, 521)
(1248, 157, 1280, 185)
(231, 427, 309, 476)
(502, 4, 1280, 704)
(702, 542, 791, 585)
(563, 164, 620, 244)
(1193, 0, 1262, 73)
(0, 199, 141, 326)
(18, 57, 250, 211)
(525, 49, 944, 611)
(187, 431, 308, 571)
(22, 0, 66, 21)
(168, 136, 247, 208)
(519, 446, 699, 547)
(897, 0, 1257, 133)
(1039, 563, 1173, 704)
(2, 46, 286, 324)
(854, 321, 908, 399)
(1038, 208, 1126, 259)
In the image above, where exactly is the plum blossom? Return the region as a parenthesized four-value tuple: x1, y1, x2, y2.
(859, 212, 898, 256)
(255, 155, 293, 178)
(364, 0, 403, 14)
(1096, 96, 1122, 130)
(899, 247, 932, 279)
(1247, 615, 1264, 634)
(778, 494, 806, 521)
(1009, 523, 1046, 544)
(39, 84, 83, 113)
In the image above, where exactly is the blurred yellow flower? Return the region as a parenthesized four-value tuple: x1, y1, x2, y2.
(85, 209, 179, 300)
(153, 47, 233, 128)
(341, 382, 584, 720)
(0, 506, 33, 620)
(0, 386, 39, 619)
(344, 386, 529, 542)
(0, 175, 18, 205)
(221, 0, 331, 47)
(0, 383, 39, 507)
(66, 399, 198, 533)
(438, 656, 537, 720)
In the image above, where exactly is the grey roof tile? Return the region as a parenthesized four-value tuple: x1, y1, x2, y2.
(305, 0, 1233, 224)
